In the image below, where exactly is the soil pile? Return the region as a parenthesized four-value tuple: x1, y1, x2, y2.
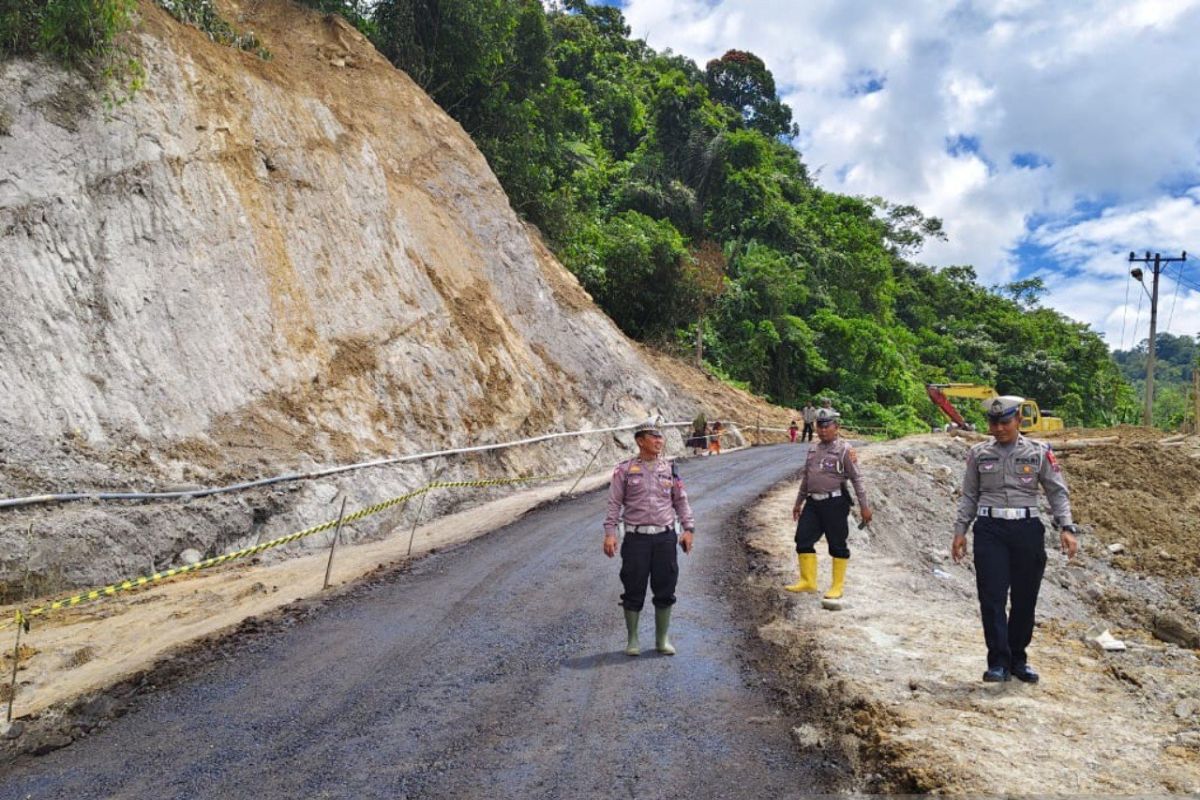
(742, 430, 1200, 794)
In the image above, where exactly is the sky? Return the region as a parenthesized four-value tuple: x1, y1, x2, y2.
(603, 0, 1200, 351)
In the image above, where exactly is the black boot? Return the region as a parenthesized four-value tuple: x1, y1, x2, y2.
(983, 665, 1011, 682)
(1011, 664, 1039, 683)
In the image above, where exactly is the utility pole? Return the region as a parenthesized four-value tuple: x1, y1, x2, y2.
(1128, 251, 1187, 426)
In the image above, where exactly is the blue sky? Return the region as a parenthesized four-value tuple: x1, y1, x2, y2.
(600, 0, 1200, 350)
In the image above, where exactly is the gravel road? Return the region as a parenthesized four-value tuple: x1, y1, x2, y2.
(1, 444, 847, 800)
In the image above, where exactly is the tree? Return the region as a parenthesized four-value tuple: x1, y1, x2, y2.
(704, 49, 796, 139)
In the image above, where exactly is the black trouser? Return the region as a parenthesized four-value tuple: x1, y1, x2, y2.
(972, 516, 1047, 670)
(801, 423, 814, 442)
(619, 530, 679, 611)
(794, 495, 850, 559)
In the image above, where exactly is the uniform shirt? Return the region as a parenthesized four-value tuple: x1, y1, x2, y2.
(794, 438, 869, 511)
(802, 406, 817, 423)
(954, 434, 1073, 534)
(604, 457, 695, 536)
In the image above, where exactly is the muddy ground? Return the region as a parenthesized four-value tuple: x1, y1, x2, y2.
(743, 429, 1200, 794)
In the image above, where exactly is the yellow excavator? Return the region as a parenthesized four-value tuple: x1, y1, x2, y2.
(925, 383, 1064, 433)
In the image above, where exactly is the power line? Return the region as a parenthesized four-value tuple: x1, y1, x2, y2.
(1129, 281, 1144, 350)
(1166, 259, 1185, 332)
(1176, 272, 1200, 293)
(1119, 269, 1132, 350)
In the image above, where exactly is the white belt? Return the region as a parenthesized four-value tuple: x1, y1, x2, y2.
(978, 506, 1036, 520)
(627, 524, 673, 534)
(808, 489, 844, 501)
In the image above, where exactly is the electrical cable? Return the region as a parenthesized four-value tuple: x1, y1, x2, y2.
(1119, 269, 1131, 350)
(1129, 281, 1144, 351)
(1175, 271, 1200, 293)
(1166, 260, 1185, 333)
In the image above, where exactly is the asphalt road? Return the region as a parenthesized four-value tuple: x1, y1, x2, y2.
(1, 443, 841, 800)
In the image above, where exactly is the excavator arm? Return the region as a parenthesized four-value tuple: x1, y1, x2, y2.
(926, 383, 998, 427)
(926, 385, 969, 427)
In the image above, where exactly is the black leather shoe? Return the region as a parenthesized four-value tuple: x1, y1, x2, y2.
(982, 666, 1011, 682)
(1011, 664, 1039, 683)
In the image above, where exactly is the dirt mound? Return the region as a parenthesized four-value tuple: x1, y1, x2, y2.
(1056, 434, 1200, 581)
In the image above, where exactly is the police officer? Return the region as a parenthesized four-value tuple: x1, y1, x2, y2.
(951, 396, 1078, 683)
(603, 418, 695, 656)
(785, 408, 872, 599)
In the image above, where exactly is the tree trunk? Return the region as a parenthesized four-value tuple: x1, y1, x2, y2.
(694, 315, 704, 367)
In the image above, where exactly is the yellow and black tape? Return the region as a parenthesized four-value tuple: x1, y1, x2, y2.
(2, 470, 575, 630)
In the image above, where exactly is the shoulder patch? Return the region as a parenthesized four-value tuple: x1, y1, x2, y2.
(1046, 449, 1060, 471)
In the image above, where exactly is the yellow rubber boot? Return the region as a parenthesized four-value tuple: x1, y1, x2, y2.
(824, 557, 848, 599)
(784, 553, 819, 593)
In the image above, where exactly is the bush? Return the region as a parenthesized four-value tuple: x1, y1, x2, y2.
(1, 0, 137, 64)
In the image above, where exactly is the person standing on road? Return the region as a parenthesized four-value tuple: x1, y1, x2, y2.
(788, 419, 799, 443)
(784, 408, 871, 599)
(951, 396, 1078, 684)
(604, 418, 696, 656)
(801, 402, 816, 442)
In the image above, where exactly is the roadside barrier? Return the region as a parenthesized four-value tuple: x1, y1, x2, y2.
(2, 473, 571, 632)
(0, 421, 696, 511)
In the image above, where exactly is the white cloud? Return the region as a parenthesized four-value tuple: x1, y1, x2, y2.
(616, 0, 1200, 344)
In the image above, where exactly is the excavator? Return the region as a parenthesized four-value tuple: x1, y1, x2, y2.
(925, 383, 1064, 433)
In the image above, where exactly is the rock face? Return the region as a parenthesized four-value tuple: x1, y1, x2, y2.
(0, 3, 759, 592)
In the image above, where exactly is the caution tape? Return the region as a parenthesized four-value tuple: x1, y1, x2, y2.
(2, 471, 572, 630)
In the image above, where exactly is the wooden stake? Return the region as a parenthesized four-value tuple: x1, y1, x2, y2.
(322, 497, 348, 591)
(7, 612, 25, 724)
(405, 462, 454, 557)
(566, 442, 605, 497)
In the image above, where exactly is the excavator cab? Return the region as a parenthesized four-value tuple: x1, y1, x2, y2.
(1019, 402, 1038, 430)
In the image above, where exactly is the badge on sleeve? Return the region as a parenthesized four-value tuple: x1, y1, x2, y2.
(1045, 448, 1060, 472)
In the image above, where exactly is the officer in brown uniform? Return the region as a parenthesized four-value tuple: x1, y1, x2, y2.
(951, 395, 1078, 683)
(604, 418, 696, 656)
(785, 408, 872, 599)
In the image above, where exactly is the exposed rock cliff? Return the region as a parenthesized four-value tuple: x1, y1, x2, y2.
(0, 1, 781, 593)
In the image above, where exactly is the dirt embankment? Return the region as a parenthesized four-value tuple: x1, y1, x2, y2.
(742, 430, 1200, 794)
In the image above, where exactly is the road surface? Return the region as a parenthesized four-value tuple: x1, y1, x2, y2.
(2, 443, 847, 800)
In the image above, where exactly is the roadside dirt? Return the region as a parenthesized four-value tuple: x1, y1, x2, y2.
(742, 430, 1200, 794)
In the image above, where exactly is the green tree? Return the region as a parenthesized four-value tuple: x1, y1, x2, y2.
(704, 49, 796, 139)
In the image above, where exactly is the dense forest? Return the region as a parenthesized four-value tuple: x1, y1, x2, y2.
(1114, 333, 1198, 429)
(3, 0, 1162, 432)
(359, 0, 1140, 432)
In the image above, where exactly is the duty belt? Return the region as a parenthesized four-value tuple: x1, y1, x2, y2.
(808, 489, 844, 501)
(977, 506, 1037, 520)
(627, 524, 674, 534)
